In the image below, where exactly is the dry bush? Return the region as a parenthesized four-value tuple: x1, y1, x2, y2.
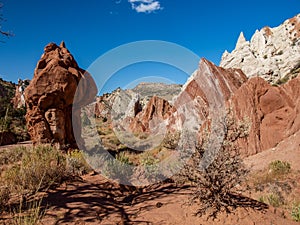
(179, 114, 250, 218)
(0, 145, 90, 208)
(0, 145, 94, 223)
(11, 197, 45, 225)
(3, 145, 66, 196)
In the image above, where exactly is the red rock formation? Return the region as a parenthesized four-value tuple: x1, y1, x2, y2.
(129, 96, 174, 133)
(230, 75, 300, 156)
(24, 42, 97, 149)
(173, 58, 247, 124)
(171, 58, 299, 157)
(94, 57, 299, 158)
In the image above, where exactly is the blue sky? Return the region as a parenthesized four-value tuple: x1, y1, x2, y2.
(0, 0, 299, 93)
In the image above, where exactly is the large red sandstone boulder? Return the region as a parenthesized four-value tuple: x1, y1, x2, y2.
(24, 42, 97, 149)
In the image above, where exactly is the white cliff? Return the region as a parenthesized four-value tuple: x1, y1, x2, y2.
(220, 14, 300, 83)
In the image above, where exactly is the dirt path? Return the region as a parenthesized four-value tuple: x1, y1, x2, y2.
(0, 141, 32, 150)
(40, 173, 298, 225)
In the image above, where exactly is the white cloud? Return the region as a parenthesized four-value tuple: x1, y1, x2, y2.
(129, 0, 152, 3)
(128, 0, 162, 13)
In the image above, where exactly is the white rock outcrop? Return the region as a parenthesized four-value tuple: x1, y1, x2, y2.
(220, 14, 300, 83)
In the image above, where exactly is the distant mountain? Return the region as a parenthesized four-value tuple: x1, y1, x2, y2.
(95, 82, 182, 119)
(220, 14, 300, 84)
(131, 82, 182, 103)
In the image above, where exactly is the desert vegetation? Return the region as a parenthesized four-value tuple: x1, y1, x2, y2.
(247, 159, 300, 221)
(0, 145, 91, 224)
(175, 113, 252, 218)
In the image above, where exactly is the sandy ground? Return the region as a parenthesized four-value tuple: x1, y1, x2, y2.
(244, 130, 300, 172)
(40, 131, 300, 224)
(1, 132, 299, 224)
(40, 172, 298, 225)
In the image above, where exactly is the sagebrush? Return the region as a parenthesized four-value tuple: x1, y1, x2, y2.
(179, 113, 250, 218)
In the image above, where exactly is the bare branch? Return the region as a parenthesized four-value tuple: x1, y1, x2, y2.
(0, 2, 13, 40)
(176, 111, 253, 219)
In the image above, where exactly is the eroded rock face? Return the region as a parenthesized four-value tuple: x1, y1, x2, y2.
(171, 58, 300, 157)
(25, 42, 97, 149)
(220, 14, 300, 84)
(230, 75, 300, 156)
(129, 96, 174, 133)
(173, 58, 247, 126)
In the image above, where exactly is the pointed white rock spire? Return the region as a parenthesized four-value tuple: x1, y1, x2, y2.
(235, 32, 247, 49)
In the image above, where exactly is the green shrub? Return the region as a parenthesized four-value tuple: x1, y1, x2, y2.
(269, 160, 291, 176)
(108, 136, 121, 146)
(138, 152, 161, 181)
(276, 50, 284, 55)
(275, 76, 290, 85)
(258, 196, 265, 204)
(266, 193, 284, 207)
(291, 204, 300, 222)
(140, 153, 159, 166)
(66, 149, 93, 176)
(259, 193, 284, 207)
(82, 112, 91, 127)
(102, 157, 133, 182)
(116, 152, 133, 165)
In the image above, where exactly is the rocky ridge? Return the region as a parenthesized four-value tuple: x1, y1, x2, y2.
(95, 83, 181, 120)
(220, 14, 300, 84)
(113, 58, 300, 157)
